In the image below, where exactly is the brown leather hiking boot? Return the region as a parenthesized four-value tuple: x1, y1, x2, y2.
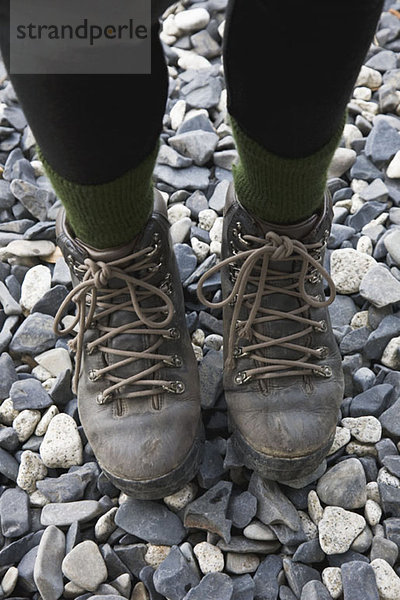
(54, 191, 203, 498)
(198, 184, 344, 482)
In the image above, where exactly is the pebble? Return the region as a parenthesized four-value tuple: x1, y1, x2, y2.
(62, 540, 108, 592)
(193, 542, 224, 574)
(153, 545, 200, 600)
(225, 552, 259, 575)
(115, 498, 186, 545)
(145, 545, 171, 569)
(169, 130, 218, 166)
(184, 480, 232, 543)
(370, 536, 398, 566)
(355, 65, 383, 88)
(41, 500, 102, 526)
(371, 558, 400, 600)
(248, 472, 301, 531)
(10, 377, 52, 411)
(0, 280, 21, 315)
(360, 265, 400, 307)
(1, 566, 18, 597)
(317, 458, 367, 510)
(321, 567, 343, 599)
(33, 525, 65, 600)
(327, 148, 356, 178)
(300, 581, 331, 600)
(35, 405, 59, 437)
(9, 312, 57, 355)
(13, 409, 41, 442)
(342, 416, 382, 443)
(330, 248, 376, 293)
(387, 150, 400, 177)
(20, 265, 52, 315)
(40, 413, 83, 468)
(0, 486, 30, 538)
(95, 507, 118, 543)
(175, 8, 210, 34)
(318, 506, 366, 555)
(283, 557, 322, 598)
(163, 482, 197, 512)
(184, 572, 233, 600)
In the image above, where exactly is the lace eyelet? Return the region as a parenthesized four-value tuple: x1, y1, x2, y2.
(86, 343, 97, 355)
(163, 380, 185, 394)
(316, 346, 329, 359)
(232, 222, 251, 247)
(316, 365, 332, 378)
(164, 354, 183, 368)
(233, 346, 247, 359)
(166, 327, 180, 340)
(96, 392, 112, 405)
(315, 320, 327, 333)
(234, 371, 250, 385)
(308, 271, 321, 284)
(88, 369, 101, 382)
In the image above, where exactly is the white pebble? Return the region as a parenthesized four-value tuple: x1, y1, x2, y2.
(345, 441, 377, 457)
(177, 51, 211, 71)
(13, 410, 41, 442)
(366, 481, 381, 504)
(382, 336, 400, 370)
(377, 467, 400, 489)
(40, 413, 83, 468)
(371, 559, 400, 600)
(191, 237, 210, 262)
(20, 265, 51, 314)
(95, 507, 118, 543)
(164, 482, 197, 511)
(17, 450, 47, 494)
(198, 209, 218, 231)
(341, 416, 382, 443)
(243, 521, 277, 541)
(350, 311, 369, 329)
(365, 499, 382, 527)
(167, 203, 191, 225)
(1, 567, 18, 597)
(170, 218, 192, 245)
(209, 217, 223, 242)
(174, 8, 210, 34)
(0, 399, 19, 426)
(387, 150, 400, 178)
(307, 490, 324, 525)
(35, 405, 59, 437)
(353, 86, 372, 101)
(192, 329, 205, 347)
(31, 365, 52, 382)
(343, 124, 363, 149)
(318, 506, 366, 555)
(355, 65, 382, 89)
(193, 542, 224, 574)
(322, 567, 343, 600)
(357, 235, 373, 255)
(330, 249, 377, 294)
(210, 241, 221, 257)
(298, 510, 318, 540)
(170, 100, 186, 130)
(145, 545, 171, 569)
(327, 426, 351, 456)
(6, 240, 55, 258)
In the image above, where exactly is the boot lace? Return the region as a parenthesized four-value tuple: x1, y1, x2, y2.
(197, 229, 335, 383)
(54, 240, 183, 404)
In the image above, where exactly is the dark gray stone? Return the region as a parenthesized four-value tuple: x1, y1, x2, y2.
(360, 265, 400, 307)
(283, 558, 321, 598)
(380, 397, 400, 439)
(279, 586, 297, 600)
(217, 536, 280, 555)
(383, 455, 400, 477)
(376, 438, 398, 464)
(353, 367, 376, 393)
(139, 566, 164, 600)
(48, 369, 73, 408)
(209, 180, 229, 214)
(328, 295, 358, 328)
(350, 153, 382, 181)
(114, 544, 147, 578)
(197, 440, 226, 488)
(231, 574, 255, 600)
(174, 243, 197, 282)
(41, 500, 103, 527)
(327, 550, 369, 567)
(0, 487, 30, 538)
(365, 120, 400, 165)
(0, 530, 43, 566)
(0, 352, 17, 400)
(184, 572, 233, 600)
(340, 326, 371, 355)
(33, 525, 65, 600)
(292, 538, 325, 564)
(10, 179, 53, 221)
(18, 545, 39, 593)
(253, 555, 282, 600)
(36, 472, 87, 503)
(341, 561, 379, 600)
(248, 473, 301, 532)
(365, 315, 400, 359)
(379, 482, 400, 517)
(365, 49, 398, 72)
(184, 480, 233, 543)
(328, 224, 355, 248)
(0, 447, 19, 482)
(181, 76, 222, 110)
(10, 378, 53, 411)
(100, 543, 130, 580)
(350, 384, 393, 417)
(185, 190, 208, 219)
(153, 545, 200, 600)
(198, 310, 223, 335)
(154, 164, 209, 191)
(370, 536, 398, 566)
(348, 201, 387, 231)
(384, 517, 400, 551)
(227, 491, 257, 529)
(198, 348, 223, 409)
(10, 313, 57, 355)
(0, 426, 19, 452)
(31, 285, 70, 317)
(115, 498, 185, 545)
(300, 581, 331, 600)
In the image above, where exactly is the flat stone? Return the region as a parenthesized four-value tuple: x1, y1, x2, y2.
(292, 537, 325, 564)
(153, 545, 200, 600)
(13, 409, 41, 442)
(184, 572, 233, 600)
(360, 265, 400, 307)
(300, 581, 331, 600)
(18, 545, 39, 594)
(0, 529, 43, 567)
(365, 316, 400, 360)
(283, 557, 321, 598)
(225, 552, 259, 575)
(348, 201, 387, 231)
(114, 544, 147, 578)
(0, 352, 17, 400)
(380, 397, 400, 439)
(330, 249, 376, 294)
(0, 486, 30, 538)
(350, 384, 393, 417)
(227, 491, 257, 529)
(248, 472, 301, 531)
(184, 480, 232, 543)
(169, 130, 218, 166)
(370, 536, 399, 566)
(342, 416, 382, 443)
(40, 413, 83, 468)
(34, 525, 65, 600)
(328, 148, 356, 178)
(62, 540, 107, 592)
(10, 378, 52, 411)
(230, 574, 254, 600)
(154, 164, 209, 191)
(158, 144, 192, 168)
(253, 555, 282, 600)
(174, 8, 210, 33)
(41, 500, 102, 526)
(350, 153, 382, 181)
(10, 312, 56, 355)
(366, 120, 400, 166)
(10, 179, 52, 221)
(0, 281, 21, 316)
(217, 535, 280, 555)
(37, 471, 87, 503)
(379, 483, 400, 517)
(115, 498, 185, 545)
(318, 506, 366, 555)
(0, 426, 19, 452)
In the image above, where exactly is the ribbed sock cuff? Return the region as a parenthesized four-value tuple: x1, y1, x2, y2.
(230, 114, 346, 224)
(38, 144, 159, 249)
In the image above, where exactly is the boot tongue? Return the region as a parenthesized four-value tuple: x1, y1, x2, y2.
(252, 211, 320, 241)
(74, 234, 140, 262)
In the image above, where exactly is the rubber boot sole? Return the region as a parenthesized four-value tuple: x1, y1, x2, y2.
(101, 423, 204, 499)
(232, 427, 335, 482)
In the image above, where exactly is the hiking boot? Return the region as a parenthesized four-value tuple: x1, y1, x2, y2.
(54, 190, 203, 498)
(198, 183, 344, 482)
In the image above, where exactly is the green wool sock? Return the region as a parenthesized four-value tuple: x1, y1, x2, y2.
(39, 144, 159, 249)
(230, 114, 346, 224)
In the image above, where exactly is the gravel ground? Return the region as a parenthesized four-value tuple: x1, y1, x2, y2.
(1, 1, 400, 599)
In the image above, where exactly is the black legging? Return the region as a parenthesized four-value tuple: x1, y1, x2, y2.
(0, 0, 383, 185)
